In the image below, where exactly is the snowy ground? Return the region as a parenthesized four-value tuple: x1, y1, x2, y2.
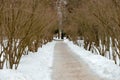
(1, 39, 120, 80)
(65, 39, 120, 80)
(0, 41, 56, 80)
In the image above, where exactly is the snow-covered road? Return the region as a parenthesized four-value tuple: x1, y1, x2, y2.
(52, 41, 104, 80)
(65, 39, 120, 80)
(0, 40, 120, 80)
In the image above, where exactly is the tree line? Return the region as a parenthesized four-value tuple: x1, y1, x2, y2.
(0, 0, 57, 69)
(64, 0, 120, 65)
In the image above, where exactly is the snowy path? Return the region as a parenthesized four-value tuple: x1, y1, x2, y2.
(1, 41, 120, 80)
(52, 42, 104, 80)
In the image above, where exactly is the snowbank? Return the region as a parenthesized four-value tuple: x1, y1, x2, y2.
(0, 41, 56, 80)
(65, 39, 120, 80)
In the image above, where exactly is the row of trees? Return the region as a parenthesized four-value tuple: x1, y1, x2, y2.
(64, 0, 120, 65)
(0, 0, 57, 69)
(1, 0, 120, 69)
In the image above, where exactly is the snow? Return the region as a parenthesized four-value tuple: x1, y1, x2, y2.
(1, 39, 120, 80)
(0, 41, 56, 80)
(65, 39, 120, 80)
